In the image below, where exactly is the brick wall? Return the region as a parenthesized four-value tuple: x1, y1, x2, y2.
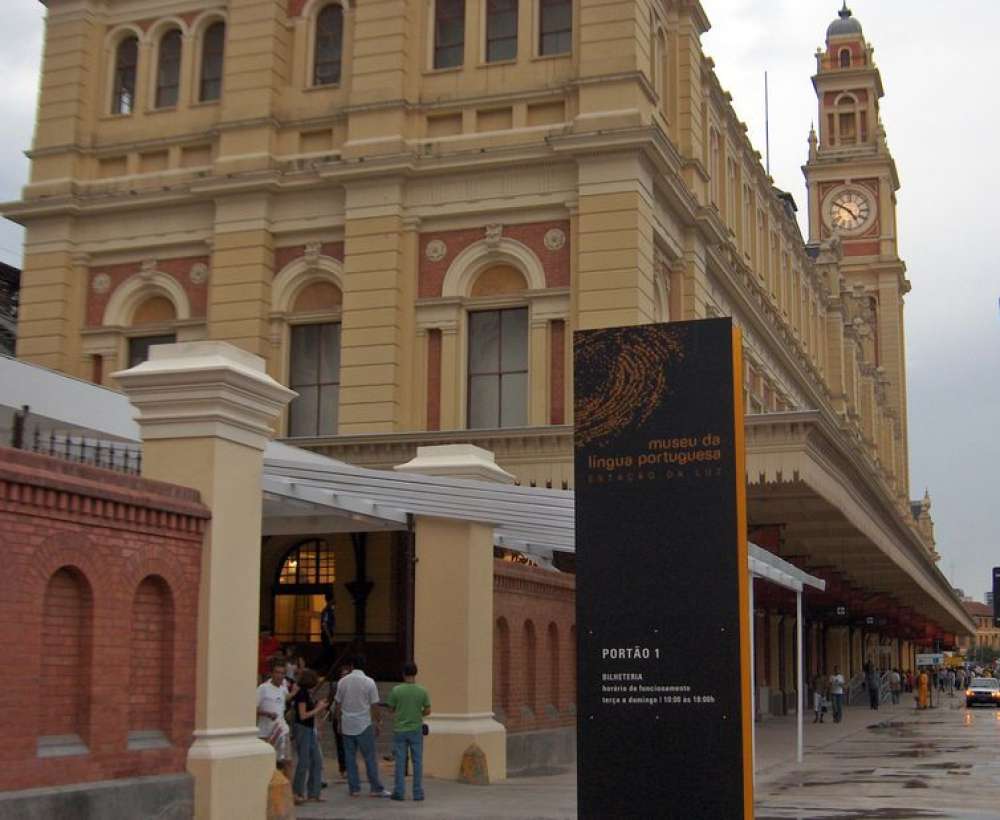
(493, 560, 576, 733)
(0, 448, 208, 792)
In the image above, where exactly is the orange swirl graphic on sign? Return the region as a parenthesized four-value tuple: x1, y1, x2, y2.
(574, 325, 684, 449)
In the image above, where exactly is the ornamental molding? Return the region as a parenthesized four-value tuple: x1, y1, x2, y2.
(92, 273, 112, 294)
(139, 258, 158, 281)
(189, 263, 209, 285)
(484, 223, 503, 246)
(304, 241, 323, 264)
(424, 239, 447, 262)
(543, 228, 566, 251)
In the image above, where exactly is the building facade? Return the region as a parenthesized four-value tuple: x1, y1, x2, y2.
(5, 0, 971, 708)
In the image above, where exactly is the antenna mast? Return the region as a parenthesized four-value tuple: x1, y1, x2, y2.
(765, 71, 771, 176)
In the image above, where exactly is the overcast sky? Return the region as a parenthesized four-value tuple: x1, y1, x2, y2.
(0, 2, 995, 601)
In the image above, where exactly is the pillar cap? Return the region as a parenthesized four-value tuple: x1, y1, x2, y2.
(395, 444, 516, 484)
(112, 341, 296, 450)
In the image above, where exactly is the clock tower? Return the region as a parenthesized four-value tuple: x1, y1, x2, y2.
(804, 3, 912, 500)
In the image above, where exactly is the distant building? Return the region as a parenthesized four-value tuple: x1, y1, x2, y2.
(0, 261, 18, 356)
(959, 601, 1000, 654)
(987, 592, 994, 607)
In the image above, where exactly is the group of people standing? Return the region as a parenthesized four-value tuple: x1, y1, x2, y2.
(256, 602, 432, 805)
(810, 662, 973, 716)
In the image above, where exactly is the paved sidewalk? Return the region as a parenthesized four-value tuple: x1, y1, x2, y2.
(295, 700, 968, 819)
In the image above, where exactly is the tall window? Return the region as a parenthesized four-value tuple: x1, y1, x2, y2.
(288, 322, 341, 437)
(314, 5, 344, 86)
(486, 0, 518, 62)
(200, 22, 225, 102)
(128, 334, 175, 368)
(434, 0, 465, 68)
(155, 29, 182, 108)
(468, 307, 527, 429)
(539, 0, 571, 56)
(274, 540, 335, 644)
(112, 36, 139, 114)
(839, 48, 851, 68)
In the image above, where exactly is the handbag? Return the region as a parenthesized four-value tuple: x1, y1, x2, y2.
(422, 724, 429, 736)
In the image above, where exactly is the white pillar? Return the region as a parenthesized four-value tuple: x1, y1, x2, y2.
(796, 589, 804, 764)
(114, 342, 295, 820)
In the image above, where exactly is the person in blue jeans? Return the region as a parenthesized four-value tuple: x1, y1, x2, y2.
(334, 655, 391, 798)
(386, 662, 432, 802)
(291, 669, 329, 806)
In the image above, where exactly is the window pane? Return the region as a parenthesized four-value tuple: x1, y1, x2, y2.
(319, 385, 339, 435)
(469, 311, 500, 374)
(113, 37, 138, 114)
(500, 372, 527, 427)
(289, 385, 318, 436)
(434, 0, 465, 68)
(501, 308, 528, 371)
(200, 23, 225, 102)
(319, 323, 341, 384)
(156, 30, 182, 108)
(314, 5, 343, 85)
(290, 325, 320, 386)
(469, 374, 500, 428)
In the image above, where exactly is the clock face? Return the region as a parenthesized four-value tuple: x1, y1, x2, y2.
(829, 190, 872, 232)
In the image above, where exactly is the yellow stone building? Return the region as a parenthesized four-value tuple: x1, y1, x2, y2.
(6, 0, 971, 702)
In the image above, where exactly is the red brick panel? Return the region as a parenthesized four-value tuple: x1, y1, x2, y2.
(40, 568, 92, 739)
(0, 449, 207, 792)
(419, 221, 571, 298)
(86, 256, 210, 328)
(129, 576, 174, 732)
(492, 561, 575, 734)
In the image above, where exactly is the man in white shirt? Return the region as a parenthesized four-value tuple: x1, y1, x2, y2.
(257, 657, 292, 778)
(334, 655, 390, 798)
(829, 666, 845, 724)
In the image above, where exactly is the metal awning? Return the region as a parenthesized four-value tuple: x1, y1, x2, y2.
(750, 543, 825, 593)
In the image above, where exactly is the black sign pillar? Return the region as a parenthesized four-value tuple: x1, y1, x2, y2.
(993, 567, 1000, 628)
(574, 319, 752, 819)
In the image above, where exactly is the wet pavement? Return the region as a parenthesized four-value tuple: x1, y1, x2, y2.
(755, 699, 1000, 819)
(295, 699, 1000, 818)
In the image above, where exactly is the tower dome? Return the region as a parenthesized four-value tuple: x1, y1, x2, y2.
(827, 3, 863, 38)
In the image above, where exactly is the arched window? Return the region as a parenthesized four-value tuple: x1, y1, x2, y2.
(200, 22, 225, 102)
(468, 307, 527, 429)
(495, 617, 511, 718)
(523, 619, 537, 714)
(155, 29, 182, 108)
(837, 94, 858, 144)
(314, 5, 344, 86)
(547, 622, 560, 710)
(127, 294, 177, 367)
(434, 0, 465, 69)
(112, 36, 139, 114)
(129, 576, 174, 739)
(40, 568, 92, 750)
(274, 539, 336, 644)
(839, 48, 851, 68)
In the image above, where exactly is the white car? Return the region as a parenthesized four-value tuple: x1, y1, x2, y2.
(965, 677, 1000, 707)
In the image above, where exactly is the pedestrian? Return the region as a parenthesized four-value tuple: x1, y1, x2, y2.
(291, 668, 329, 806)
(318, 592, 337, 673)
(812, 672, 829, 723)
(946, 667, 956, 696)
(257, 656, 293, 780)
(830, 666, 845, 723)
(917, 668, 929, 709)
(386, 662, 431, 801)
(328, 664, 350, 783)
(864, 661, 879, 710)
(334, 655, 391, 798)
(888, 668, 901, 705)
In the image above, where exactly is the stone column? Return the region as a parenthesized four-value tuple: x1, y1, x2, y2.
(395, 445, 511, 781)
(114, 341, 295, 820)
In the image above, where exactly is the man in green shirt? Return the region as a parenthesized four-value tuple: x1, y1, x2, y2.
(386, 662, 431, 801)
